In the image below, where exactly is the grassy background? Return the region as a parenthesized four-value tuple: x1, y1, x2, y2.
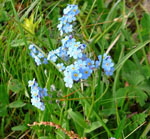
(0, 0, 150, 139)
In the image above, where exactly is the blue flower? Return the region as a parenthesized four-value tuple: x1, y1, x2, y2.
(71, 70, 82, 81)
(98, 53, 115, 76)
(38, 88, 48, 98)
(63, 23, 73, 34)
(47, 50, 58, 62)
(80, 67, 92, 80)
(29, 44, 48, 66)
(74, 59, 86, 68)
(28, 78, 36, 87)
(85, 58, 95, 69)
(31, 97, 45, 111)
(61, 35, 70, 46)
(28, 79, 48, 111)
(104, 67, 114, 76)
(64, 71, 73, 88)
(57, 4, 79, 36)
(57, 63, 65, 71)
(102, 58, 114, 71)
(68, 47, 82, 59)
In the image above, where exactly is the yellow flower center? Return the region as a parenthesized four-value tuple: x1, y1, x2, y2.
(74, 73, 78, 77)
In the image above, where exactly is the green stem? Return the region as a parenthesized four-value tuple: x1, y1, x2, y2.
(140, 122, 150, 138)
(133, 10, 149, 67)
(76, 88, 113, 137)
(95, 81, 109, 103)
(84, 0, 97, 26)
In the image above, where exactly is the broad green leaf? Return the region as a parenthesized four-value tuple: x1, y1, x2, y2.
(9, 100, 26, 108)
(141, 13, 150, 27)
(128, 88, 148, 106)
(141, 13, 150, 35)
(11, 125, 28, 132)
(11, 39, 26, 47)
(134, 89, 148, 106)
(68, 109, 88, 128)
(85, 120, 108, 133)
(8, 79, 23, 93)
(122, 60, 145, 85)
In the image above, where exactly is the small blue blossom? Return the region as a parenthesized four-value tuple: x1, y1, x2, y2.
(28, 78, 36, 87)
(68, 48, 82, 59)
(64, 71, 73, 88)
(47, 50, 58, 62)
(74, 59, 86, 68)
(63, 23, 73, 34)
(57, 63, 65, 72)
(71, 70, 82, 81)
(28, 79, 48, 111)
(98, 53, 115, 76)
(85, 58, 95, 69)
(29, 44, 48, 66)
(80, 67, 92, 80)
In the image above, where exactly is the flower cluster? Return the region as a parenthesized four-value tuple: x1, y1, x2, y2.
(28, 78, 48, 111)
(57, 4, 79, 36)
(47, 4, 114, 88)
(28, 4, 115, 110)
(96, 54, 114, 76)
(29, 44, 48, 66)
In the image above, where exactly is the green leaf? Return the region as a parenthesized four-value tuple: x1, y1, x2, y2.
(56, 130, 65, 139)
(85, 120, 108, 133)
(8, 79, 23, 93)
(11, 39, 26, 47)
(116, 87, 129, 107)
(11, 125, 28, 132)
(9, 100, 26, 108)
(141, 13, 150, 33)
(134, 89, 148, 106)
(114, 117, 126, 138)
(39, 137, 49, 139)
(115, 40, 150, 71)
(129, 113, 147, 131)
(122, 60, 147, 85)
(0, 10, 9, 22)
(128, 87, 148, 106)
(0, 84, 9, 116)
(68, 109, 88, 129)
(141, 13, 150, 40)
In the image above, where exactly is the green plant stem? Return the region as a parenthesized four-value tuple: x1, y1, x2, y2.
(84, 0, 97, 26)
(95, 82, 109, 103)
(76, 88, 113, 137)
(133, 10, 149, 67)
(140, 122, 150, 138)
(10, 0, 28, 46)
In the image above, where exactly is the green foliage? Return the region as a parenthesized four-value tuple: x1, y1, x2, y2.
(141, 13, 150, 40)
(0, 0, 150, 139)
(122, 60, 149, 106)
(130, 113, 147, 130)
